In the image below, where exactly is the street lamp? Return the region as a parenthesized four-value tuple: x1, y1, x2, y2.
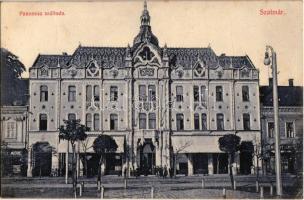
(264, 46, 282, 196)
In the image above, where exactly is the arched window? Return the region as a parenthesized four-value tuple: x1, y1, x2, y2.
(201, 114, 207, 130)
(94, 114, 100, 131)
(216, 114, 224, 131)
(94, 85, 100, 101)
(243, 113, 250, 130)
(139, 113, 147, 129)
(86, 85, 92, 102)
(176, 114, 184, 131)
(148, 113, 156, 129)
(39, 114, 47, 131)
(194, 113, 200, 130)
(86, 114, 92, 130)
(40, 85, 48, 102)
(110, 114, 118, 130)
(68, 86, 76, 102)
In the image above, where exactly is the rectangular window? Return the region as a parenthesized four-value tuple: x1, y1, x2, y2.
(286, 122, 295, 138)
(40, 85, 48, 102)
(6, 122, 15, 138)
(176, 114, 184, 131)
(268, 122, 274, 138)
(86, 85, 92, 101)
(139, 85, 146, 101)
(216, 113, 224, 131)
(86, 114, 92, 130)
(139, 113, 147, 129)
(243, 113, 250, 130)
(94, 114, 100, 131)
(201, 86, 206, 102)
(110, 114, 118, 130)
(216, 86, 223, 101)
(193, 86, 199, 102)
(110, 86, 118, 101)
(68, 113, 76, 121)
(94, 85, 100, 102)
(148, 113, 156, 129)
(201, 114, 207, 130)
(176, 86, 183, 102)
(148, 85, 156, 101)
(194, 114, 200, 130)
(242, 86, 249, 101)
(68, 86, 76, 102)
(39, 114, 47, 131)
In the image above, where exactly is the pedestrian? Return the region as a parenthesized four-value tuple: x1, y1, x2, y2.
(163, 165, 168, 179)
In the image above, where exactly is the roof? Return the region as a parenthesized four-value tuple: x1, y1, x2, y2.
(260, 85, 303, 107)
(32, 54, 71, 68)
(30, 46, 256, 70)
(68, 46, 126, 68)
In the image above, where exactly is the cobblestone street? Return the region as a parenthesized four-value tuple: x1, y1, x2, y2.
(1, 175, 302, 199)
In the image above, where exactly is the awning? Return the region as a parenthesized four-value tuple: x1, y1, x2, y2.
(171, 135, 222, 153)
(58, 136, 125, 153)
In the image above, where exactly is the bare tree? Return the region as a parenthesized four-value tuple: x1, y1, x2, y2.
(171, 140, 192, 177)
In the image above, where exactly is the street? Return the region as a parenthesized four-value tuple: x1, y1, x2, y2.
(1, 174, 302, 199)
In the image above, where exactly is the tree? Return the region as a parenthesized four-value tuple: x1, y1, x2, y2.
(59, 119, 89, 197)
(218, 134, 241, 189)
(80, 138, 92, 177)
(92, 135, 118, 183)
(1, 48, 26, 106)
(169, 140, 192, 178)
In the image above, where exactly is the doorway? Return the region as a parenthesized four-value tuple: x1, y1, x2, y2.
(140, 141, 155, 175)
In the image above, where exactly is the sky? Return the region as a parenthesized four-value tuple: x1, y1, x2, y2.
(1, 0, 302, 86)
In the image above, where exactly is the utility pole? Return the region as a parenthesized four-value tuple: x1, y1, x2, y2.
(264, 45, 282, 196)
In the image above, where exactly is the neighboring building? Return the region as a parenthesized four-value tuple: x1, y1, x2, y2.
(1, 79, 29, 176)
(27, 1, 261, 177)
(260, 78, 303, 174)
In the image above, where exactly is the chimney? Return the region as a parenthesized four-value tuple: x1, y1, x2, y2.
(269, 78, 273, 87)
(62, 52, 68, 55)
(288, 79, 294, 87)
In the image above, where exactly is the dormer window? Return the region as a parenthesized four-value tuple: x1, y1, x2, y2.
(40, 66, 48, 76)
(139, 47, 154, 61)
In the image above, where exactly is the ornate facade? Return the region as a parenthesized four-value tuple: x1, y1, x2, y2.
(260, 79, 303, 174)
(27, 2, 261, 177)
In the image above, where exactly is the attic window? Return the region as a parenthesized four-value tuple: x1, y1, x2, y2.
(40, 67, 48, 76)
(241, 68, 250, 78)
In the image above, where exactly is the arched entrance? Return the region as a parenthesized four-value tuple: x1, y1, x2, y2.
(32, 142, 52, 177)
(139, 140, 155, 176)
